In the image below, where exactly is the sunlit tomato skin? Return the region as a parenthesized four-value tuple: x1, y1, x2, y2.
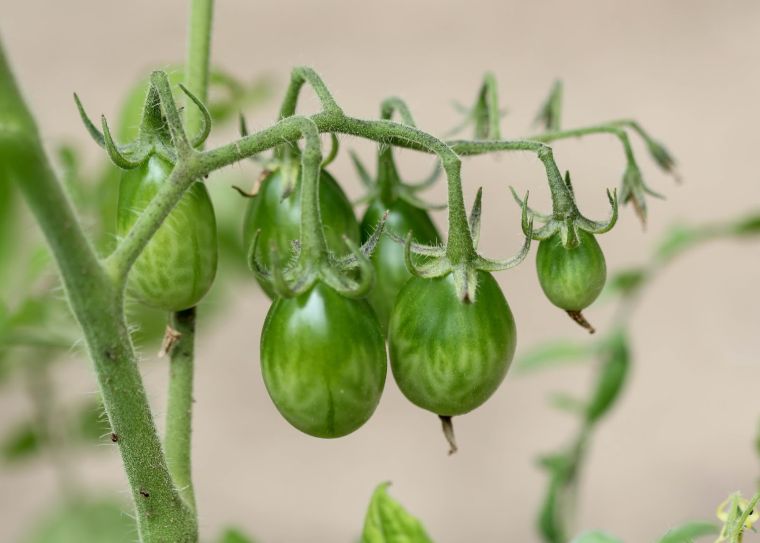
(388, 271, 516, 416)
(260, 283, 387, 438)
(360, 198, 439, 333)
(117, 155, 218, 312)
(536, 230, 606, 311)
(242, 168, 359, 298)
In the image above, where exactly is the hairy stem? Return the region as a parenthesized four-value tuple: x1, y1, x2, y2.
(165, 308, 198, 514)
(184, 0, 214, 138)
(0, 38, 196, 542)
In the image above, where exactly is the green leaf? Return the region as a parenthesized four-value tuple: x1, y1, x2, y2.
(0, 420, 41, 462)
(657, 521, 720, 543)
(729, 212, 760, 237)
(217, 527, 257, 543)
(514, 340, 595, 374)
(586, 333, 630, 424)
(570, 531, 623, 543)
(655, 225, 703, 262)
(362, 482, 433, 543)
(538, 476, 567, 543)
(22, 498, 136, 543)
(549, 392, 587, 414)
(605, 268, 648, 298)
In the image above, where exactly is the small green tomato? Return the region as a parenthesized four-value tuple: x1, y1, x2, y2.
(536, 230, 606, 312)
(117, 155, 217, 312)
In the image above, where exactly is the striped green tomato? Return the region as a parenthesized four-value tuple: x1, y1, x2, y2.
(536, 230, 606, 311)
(117, 155, 217, 312)
(260, 282, 387, 438)
(388, 271, 516, 416)
(360, 198, 439, 334)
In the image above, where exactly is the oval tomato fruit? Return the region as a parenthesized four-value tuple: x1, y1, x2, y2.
(536, 229, 606, 311)
(117, 155, 217, 312)
(260, 282, 387, 438)
(388, 271, 516, 416)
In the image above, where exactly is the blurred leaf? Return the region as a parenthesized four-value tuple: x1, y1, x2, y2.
(605, 267, 648, 298)
(570, 531, 623, 543)
(217, 527, 257, 543)
(538, 476, 567, 543)
(362, 482, 433, 543)
(549, 392, 586, 415)
(655, 225, 703, 263)
(534, 80, 563, 131)
(0, 176, 19, 288)
(0, 420, 41, 462)
(728, 212, 760, 237)
(22, 498, 135, 543)
(514, 340, 595, 374)
(586, 332, 630, 424)
(657, 521, 719, 543)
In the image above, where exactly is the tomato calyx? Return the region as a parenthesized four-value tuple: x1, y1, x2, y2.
(448, 72, 505, 140)
(246, 118, 387, 299)
(75, 72, 211, 171)
(511, 170, 618, 249)
(391, 186, 533, 303)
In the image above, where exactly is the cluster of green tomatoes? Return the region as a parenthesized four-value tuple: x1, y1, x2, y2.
(81, 72, 616, 451)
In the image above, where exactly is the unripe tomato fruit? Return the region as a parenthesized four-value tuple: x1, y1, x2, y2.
(536, 230, 606, 311)
(260, 283, 387, 438)
(117, 155, 218, 312)
(388, 271, 516, 416)
(242, 168, 360, 298)
(360, 198, 439, 333)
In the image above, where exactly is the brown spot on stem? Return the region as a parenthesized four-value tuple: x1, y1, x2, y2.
(439, 415, 458, 455)
(139, 488, 150, 498)
(158, 325, 182, 358)
(110, 433, 118, 443)
(566, 310, 596, 334)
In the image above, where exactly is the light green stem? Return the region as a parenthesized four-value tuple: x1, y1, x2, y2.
(165, 307, 198, 513)
(185, 0, 214, 138)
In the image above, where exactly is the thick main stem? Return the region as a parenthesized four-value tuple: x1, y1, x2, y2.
(165, 308, 198, 513)
(0, 38, 195, 543)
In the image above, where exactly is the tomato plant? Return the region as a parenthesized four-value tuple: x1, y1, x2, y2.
(2, 3, 757, 542)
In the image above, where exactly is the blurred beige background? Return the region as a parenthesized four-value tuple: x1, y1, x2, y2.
(2, 0, 760, 541)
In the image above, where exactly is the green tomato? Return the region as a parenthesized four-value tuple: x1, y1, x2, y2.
(117, 155, 217, 312)
(388, 271, 516, 416)
(242, 168, 359, 298)
(360, 198, 439, 333)
(260, 283, 387, 438)
(536, 230, 606, 311)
